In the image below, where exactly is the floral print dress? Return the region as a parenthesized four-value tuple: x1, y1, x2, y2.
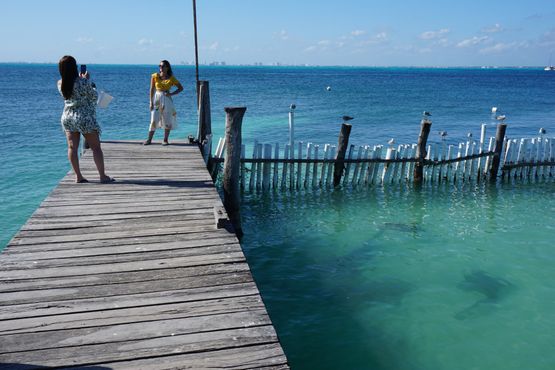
(58, 78, 101, 134)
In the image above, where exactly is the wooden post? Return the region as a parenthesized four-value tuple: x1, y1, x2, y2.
(489, 123, 507, 182)
(333, 123, 352, 187)
(223, 107, 246, 238)
(414, 119, 432, 183)
(197, 81, 212, 145)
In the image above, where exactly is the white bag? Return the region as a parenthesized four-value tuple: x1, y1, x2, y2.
(97, 91, 113, 108)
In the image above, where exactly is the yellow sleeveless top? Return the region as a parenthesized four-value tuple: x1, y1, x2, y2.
(152, 73, 180, 91)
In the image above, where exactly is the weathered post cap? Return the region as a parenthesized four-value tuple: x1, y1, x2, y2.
(224, 107, 247, 113)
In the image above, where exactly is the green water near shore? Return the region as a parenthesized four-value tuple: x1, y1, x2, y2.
(241, 181, 555, 370)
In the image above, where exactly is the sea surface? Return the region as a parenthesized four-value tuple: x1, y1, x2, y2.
(1, 64, 554, 369)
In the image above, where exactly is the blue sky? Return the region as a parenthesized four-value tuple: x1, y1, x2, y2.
(2, 0, 555, 66)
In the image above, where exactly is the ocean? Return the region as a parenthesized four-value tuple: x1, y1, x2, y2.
(1, 64, 554, 369)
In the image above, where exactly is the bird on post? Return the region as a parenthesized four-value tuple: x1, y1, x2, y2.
(342, 115, 354, 122)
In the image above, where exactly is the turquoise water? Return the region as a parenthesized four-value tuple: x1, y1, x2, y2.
(241, 183, 555, 369)
(1, 64, 554, 369)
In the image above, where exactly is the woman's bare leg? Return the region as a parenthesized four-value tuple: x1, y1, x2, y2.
(163, 129, 170, 144)
(83, 131, 111, 182)
(65, 131, 86, 183)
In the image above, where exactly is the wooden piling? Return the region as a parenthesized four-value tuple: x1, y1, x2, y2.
(414, 119, 432, 183)
(223, 107, 246, 237)
(333, 123, 352, 187)
(197, 81, 212, 145)
(489, 123, 507, 182)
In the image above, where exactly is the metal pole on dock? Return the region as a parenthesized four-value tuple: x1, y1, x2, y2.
(414, 114, 432, 183)
(223, 107, 247, 238)
(192, 0, 200, 104)
(489, 123, 507, 182)
(333, 123, 352, 187)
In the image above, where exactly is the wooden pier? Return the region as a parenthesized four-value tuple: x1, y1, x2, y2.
(0, 140, 288, 369)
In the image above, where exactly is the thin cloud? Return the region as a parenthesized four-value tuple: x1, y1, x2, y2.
(525, 12, 555, 21)
(76, 37, 94, 44)
(482, 23, 504, 33)
(138, 38, 153, 46)
(436, 38, 451, 47)
(304, 31, 387, 54)
(209, 42, 219, 50)
(539, 28, 555, 46)
(359, 32, 389, 46)
(224, 46, 240, 52)
(457, 36, 489, 48)
(273, 30, 289, 41)
(480, 41, 528, 54)
(419, 28, 450, 40)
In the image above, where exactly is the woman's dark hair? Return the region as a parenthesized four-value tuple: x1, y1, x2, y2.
(160, 60, 173, 77)
(58, 55, 78, 99)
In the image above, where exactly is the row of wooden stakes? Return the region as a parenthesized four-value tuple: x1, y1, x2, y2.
(206, 122, 553, 191)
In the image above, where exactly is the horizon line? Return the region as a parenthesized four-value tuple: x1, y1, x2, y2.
(0, 61, 548, 69)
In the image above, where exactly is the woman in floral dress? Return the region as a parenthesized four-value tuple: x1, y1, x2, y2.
(58, 55, 113, 183)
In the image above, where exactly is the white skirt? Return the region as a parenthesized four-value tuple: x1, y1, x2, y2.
(150, 90, 177, 130)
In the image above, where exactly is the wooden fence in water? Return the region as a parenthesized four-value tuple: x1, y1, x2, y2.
(501, 135, 555, 180)
(205, 122, 555, 191)
(191, 85, 554, 232)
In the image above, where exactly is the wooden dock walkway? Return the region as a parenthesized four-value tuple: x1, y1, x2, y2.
(0, 140, 288, 369)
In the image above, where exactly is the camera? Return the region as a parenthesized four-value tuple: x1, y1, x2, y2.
(80, 64, 87, 74)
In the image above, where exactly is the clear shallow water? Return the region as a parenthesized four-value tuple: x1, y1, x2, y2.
(1, 64, 554, 369)
(241, 183, 555, 370)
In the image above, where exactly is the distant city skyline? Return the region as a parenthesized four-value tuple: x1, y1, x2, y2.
(2, 0, 555, 67)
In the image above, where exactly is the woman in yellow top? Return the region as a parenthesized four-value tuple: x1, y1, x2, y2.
(144, 60, 184, 145)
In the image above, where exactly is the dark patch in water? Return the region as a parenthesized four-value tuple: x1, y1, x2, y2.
(454, 270, 514, 320)
(364, 278, 414, 306)
(382, 222, 420, 234)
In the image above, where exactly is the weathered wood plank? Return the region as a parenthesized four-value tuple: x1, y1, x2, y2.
(0, 310, 271, 353)
(0, 251, 246, 280)
(96, 344, 289, 370)
(0, 295, 264, 335)
(9, 225, 228, 246)
(0, 262, 249, 292)
(22, 209, 215, 225)
(0, 326, 280, 368)
(0, 271, 252, 306)
(0, 244, 243, 271)
(15, 218, 215, 238)
(2, 236, 238, 262)
(4, 231, 238, 254)
(0, 282, 260, 321)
